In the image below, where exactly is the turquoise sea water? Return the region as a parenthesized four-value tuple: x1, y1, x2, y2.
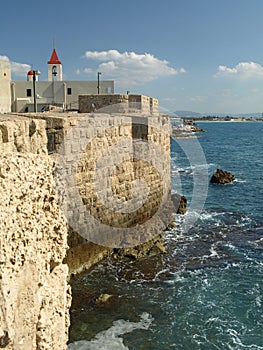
(68, 122, 263, 350)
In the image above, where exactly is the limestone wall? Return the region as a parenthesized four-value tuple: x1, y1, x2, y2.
(0, 115, 47, 154)
(0, 153, 71, 350)
(150, 97, 159, 114)
(50, 113, 172, 251)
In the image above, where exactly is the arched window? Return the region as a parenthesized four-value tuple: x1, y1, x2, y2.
(52, 66, 57, 77)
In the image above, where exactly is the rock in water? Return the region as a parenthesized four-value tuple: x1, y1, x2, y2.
(171, 193, 187, 214)
(147, 242, 167, 256)
(95, 293, 114, 305)
(210, 168, 235, 184)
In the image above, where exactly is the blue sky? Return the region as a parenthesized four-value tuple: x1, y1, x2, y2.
(1, 0, 263, 114)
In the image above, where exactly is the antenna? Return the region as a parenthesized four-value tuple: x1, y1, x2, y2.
(53, 38, 56, 49)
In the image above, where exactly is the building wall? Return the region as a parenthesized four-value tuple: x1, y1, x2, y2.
(11, 80, 114, 112)
(0, 59, 11, 113)
(48, 63, 63, 82)
(63, 81, 114, 110)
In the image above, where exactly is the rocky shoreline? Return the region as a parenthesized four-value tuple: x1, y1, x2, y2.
(65, 192, 187, 278)
(172, 121, 205, 137)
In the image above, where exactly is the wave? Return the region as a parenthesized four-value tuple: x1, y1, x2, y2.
(161, 260, 263, 349)
(233, 178, 247, 183)
(170, 162, 215, 174)
(68, 313, 153, 350)
(172, 208, 253, 229)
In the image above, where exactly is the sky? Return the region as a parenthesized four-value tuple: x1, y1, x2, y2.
(1, 0, 263, 114)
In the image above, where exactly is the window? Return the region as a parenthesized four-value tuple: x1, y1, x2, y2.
(52, 65, 57, 77)
(67, 87, 72, 95)
(26, 89, 32, 97)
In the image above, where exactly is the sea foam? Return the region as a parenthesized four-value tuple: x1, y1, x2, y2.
(68, 312, 153, 350)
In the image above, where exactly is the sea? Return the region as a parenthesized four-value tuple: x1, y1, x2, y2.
(68, 122, 263, 350)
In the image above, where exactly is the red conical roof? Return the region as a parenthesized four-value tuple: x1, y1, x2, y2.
(27, 69, 34, 75)
(48, 49, 62, 64)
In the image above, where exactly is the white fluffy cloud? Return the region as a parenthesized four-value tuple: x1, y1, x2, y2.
(0, 54, 31, 77)
(11, 61, 31, 77)
(83, 49, 185, 86)
(214, 62, 263, 79)
(0, 55, 9, 61)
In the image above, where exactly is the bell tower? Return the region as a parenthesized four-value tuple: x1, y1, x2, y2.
(48, 48, 62, 81)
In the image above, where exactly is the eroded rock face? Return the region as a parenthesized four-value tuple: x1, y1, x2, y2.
(112, 233, 166, 260)
(0, 154, 71, 350)
(210, 168, 235, 184)
(0, 116, 47, 154)
(171, 193, 187, 214)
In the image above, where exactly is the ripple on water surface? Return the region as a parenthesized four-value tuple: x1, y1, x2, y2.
(69, 210, 263, 349)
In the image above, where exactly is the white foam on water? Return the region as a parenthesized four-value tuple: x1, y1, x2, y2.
(67, 312, 153, 350)
(171, 162, 215, 174)
(200, 242, 220, 259)
(233, 178, 247, 184)
(171, 209, 224, 236)
(185, 209, 223, 222)
(226, 328, 263, 350)
(153, 268, 170, 281)
(209, 244, 220, 257)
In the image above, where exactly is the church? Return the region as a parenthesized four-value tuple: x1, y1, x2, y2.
(0, 48, 114, 113)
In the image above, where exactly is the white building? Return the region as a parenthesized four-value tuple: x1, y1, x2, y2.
(0, 49, 114, 113)
(0, 59, 11, 113)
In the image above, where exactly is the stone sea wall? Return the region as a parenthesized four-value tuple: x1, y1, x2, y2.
(59, 113, 172, 274)
(0, 112, 172, 349)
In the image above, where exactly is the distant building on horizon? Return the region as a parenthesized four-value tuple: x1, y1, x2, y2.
(0, 48, 114, 113)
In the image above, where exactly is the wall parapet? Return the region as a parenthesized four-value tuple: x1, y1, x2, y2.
(78, 94, 159, 115)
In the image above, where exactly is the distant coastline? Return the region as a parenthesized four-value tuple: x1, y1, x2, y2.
(174, 110, 263, 121)
(171, 117, 262, 138)
(195, 118, 263, 122)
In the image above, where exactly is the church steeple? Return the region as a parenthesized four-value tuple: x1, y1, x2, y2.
(48, 49, 62, 65)
(48, 48, 63, 81)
